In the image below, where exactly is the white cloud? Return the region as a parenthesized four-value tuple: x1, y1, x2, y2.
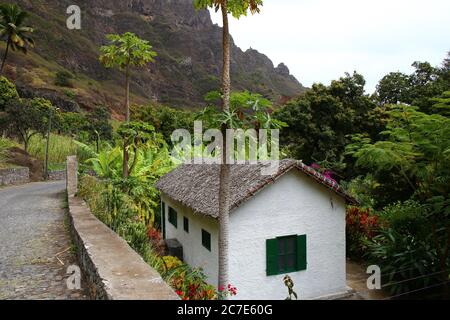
(209, 0, 450, 93)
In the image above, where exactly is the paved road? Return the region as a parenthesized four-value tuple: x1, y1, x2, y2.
(0, 181, 88, 300)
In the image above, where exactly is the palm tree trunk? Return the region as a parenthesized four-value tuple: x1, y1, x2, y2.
(218, 0, 231, 294)
(0, 37, 11, 75)
(123, 63, 130, 178)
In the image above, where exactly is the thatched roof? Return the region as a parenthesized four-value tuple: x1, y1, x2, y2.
(156, 159, 358, 219)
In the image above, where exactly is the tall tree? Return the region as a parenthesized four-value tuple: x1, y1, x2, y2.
(99, 32, 157, 177)
(0, 97, 54, 152)
(375, 57, 450, 113)
(194, 0, 263, 292)
(274, 72, 375, 178)
(0, 4, 34, 75)
(375, 71, 412, 105)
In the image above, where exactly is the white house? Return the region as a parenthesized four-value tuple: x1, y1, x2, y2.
(156, 159, 357, 300)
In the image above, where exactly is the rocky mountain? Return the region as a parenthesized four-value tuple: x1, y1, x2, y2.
(3, 0, 305, 117)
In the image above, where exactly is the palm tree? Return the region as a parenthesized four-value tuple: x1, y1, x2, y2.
(0, 4, 35, 75)
(194, 0, 263, 293)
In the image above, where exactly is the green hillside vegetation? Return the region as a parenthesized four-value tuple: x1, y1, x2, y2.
(0, 2, 449, 300)
(2, 0, 304, 117)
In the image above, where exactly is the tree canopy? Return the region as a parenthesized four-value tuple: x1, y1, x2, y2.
(0, 3, 35, 73)
(194, 0, 263, 18)
(99, 32, 157, 70)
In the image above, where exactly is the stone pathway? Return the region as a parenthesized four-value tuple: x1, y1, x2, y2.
(0, 181, 89, 300)
(345, 260, 390, 300)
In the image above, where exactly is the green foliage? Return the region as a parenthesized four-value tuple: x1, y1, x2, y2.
(54, 70, 74, 87)
(348, 105, 450, 204)
(27, 133, 78, 165)
(132, 104, 195, 145)
(380, 200, 428, 237)
(0, 76, 19, 110)
(375, 58, 450, 113)
(79, 148, 222, 300)
(0, 97, 55, 151)
(197, 90, 286, 130)
(58, 112, 89, 137)
(0, 3, 35, 70)
(84, 140, 174, 225)
(194, 0, 263, 19)
(99, 32, 157, 70)
(345, 103, 450, 297)
(432, 91, 450, 117)
(274, 72, 375, 172)
(365, 227, 441, 296)
(363, 199, 449, 296)
(58, 107, 113, 147)
(86, 146, 122, 179)
(376, 72, 412, 105)
(340, 175, 379, 209)
(117, 121, 157, 146)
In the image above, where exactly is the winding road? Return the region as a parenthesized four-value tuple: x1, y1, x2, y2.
(0, 181, 88, 300)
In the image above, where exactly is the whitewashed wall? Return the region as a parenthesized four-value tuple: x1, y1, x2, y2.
(228, 170, 347, 300)
(161, 169, 347, 300)
(162, 195, 220, 285)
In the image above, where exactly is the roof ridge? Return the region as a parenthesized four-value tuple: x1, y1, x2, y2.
(156, 160, 358, 219)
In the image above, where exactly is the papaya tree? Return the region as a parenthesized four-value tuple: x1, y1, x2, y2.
(194, 0, 263, 292)
(99, 32, 157, 177)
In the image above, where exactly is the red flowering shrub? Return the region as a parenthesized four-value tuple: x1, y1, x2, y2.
(170, 264, 237, 300)
(346, 206, 380, 258)
(170, 266, 217, 300)
(217, 284, 238, 299)
(147, 226, 162, 243)
(147, 226, 166, 255)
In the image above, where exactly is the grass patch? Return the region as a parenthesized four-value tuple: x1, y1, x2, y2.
(28, 134, 78, 167)
(0, 137, 19, 169)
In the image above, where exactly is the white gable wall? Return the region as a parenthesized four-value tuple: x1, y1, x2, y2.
(161, 169, 347, 300)
(162, 195, 219, 285)
(229, 170, 347, 300)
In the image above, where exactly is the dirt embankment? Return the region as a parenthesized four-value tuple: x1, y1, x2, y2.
(5, 147, 43, 182)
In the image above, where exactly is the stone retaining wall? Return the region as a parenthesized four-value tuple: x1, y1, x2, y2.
(66, 156, 178, 300)
(48, 170, 66, 181)
(0, 167, 30, 186)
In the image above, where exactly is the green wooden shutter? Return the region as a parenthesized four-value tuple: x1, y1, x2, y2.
(266, 238, 278, 276)
(296, 234, 307, 271)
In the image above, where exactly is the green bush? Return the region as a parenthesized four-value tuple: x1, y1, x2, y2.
(78, 168, 223, 300)
(365, 228, 441, 296)
(54, 70, 74, 87)
(364, 200, 445, 296)
(380, 200, 428, 236)
(0, 76, 19, 111)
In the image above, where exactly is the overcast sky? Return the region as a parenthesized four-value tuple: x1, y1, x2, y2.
(209, 0, 450, 93)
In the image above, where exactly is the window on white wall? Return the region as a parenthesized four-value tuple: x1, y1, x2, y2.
(202, 229, 211, 251)
(183, 217, 189, 233)
(168, 207, 178, 228)
(266, 235, 307, 276)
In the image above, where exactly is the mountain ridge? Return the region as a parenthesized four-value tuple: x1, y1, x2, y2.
(2, 0, 305, 117)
